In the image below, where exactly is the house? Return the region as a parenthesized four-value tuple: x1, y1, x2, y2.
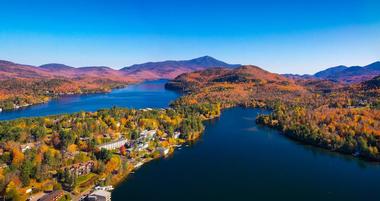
(95, 185, 114, 191)
(137, 142, 149, 151)
(141, 108, 153, 112)
(63, 161, 95, 176)
(38, 190, 64, 201)
(20, 143, 34, 153)
(173, 132, 181, 139)
(139, 130, 156, 140)
(87, 190, 111, 201)
(25, 188, 32, 194)
(157, 147, 170, 156)
(97, 138, 128, 150)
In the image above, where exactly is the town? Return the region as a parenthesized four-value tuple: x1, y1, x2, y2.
(0, 105, 209, 201)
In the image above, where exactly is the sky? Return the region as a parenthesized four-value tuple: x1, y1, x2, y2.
(0, 0, 379, 74)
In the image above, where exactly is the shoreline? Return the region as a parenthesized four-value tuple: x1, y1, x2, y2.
(0, 85, 128, 113)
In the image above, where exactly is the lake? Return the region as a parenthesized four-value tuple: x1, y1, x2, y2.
(112, 107, 380, 201)
(1, 80, 379, 200)
(0, 80, 179, 120)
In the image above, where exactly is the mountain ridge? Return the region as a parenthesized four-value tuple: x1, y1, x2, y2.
(313, 61, 380, 83)
(0, 56, 239, 81)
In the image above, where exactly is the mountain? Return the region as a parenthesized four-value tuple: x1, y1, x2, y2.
(121, 56, 240, 79)
(0, 56, 239, 81)
(39, 63, 75, 71)
(314, 61, 380, 83)
(166, 65, 297, 91)
(0, 60, 53, 80)
(314, 65, 348, 78)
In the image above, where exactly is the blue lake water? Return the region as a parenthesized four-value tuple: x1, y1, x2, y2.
(0, 80, 179, 120)
(1, 80, 379, 200)
(113, 107, 380, 201)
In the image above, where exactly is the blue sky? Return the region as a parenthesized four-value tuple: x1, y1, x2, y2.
(0, 0, 379, 74)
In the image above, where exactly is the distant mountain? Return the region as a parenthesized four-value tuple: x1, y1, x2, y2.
(0, 56, 237, 82)
(314, 61, 380, 83)
(314, 65, 348, 78)
(39, 63, 75, 71)
(121, 56, 240, 79)
(0, 60, 135, 82)
(0, 60, 53, 79)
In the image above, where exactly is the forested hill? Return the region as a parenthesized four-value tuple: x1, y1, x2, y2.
(167, 66, 380, 161)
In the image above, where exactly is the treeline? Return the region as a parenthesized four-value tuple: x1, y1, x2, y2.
(0, 78, 126, 111)
(256, 103, 380, 161)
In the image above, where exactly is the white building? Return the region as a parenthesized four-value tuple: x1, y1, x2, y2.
(20, 143, 34, 153)
(87, 190, 111, 201)
(95, 186, 114, 191)
(140, 130, 156, 140)
(97, 138, 128, 150)
(173, 132, 181, 139)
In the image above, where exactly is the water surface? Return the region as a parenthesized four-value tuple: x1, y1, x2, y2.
(0, 80, 178, 120)
(113, 107, 380, 201)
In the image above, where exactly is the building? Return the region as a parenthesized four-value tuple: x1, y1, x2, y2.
(20, 143, 34, 152)
(137, 142, 149, 151)
(173, 131, 181, 139)
(157, 147, 170, 156)
(63, 161, 95, 176)
(87, 190, 111, 201)
(95, 185, 114, 191)
(38, 190, 64, 201)
(139, 130, 156, 140)
(97, 138, 128, 150)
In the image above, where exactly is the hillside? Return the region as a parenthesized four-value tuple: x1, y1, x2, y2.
(167, 65, 298, 90)
(167, 65, 309, 108)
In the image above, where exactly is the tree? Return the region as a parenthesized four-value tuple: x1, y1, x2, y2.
(5, 181, 21, 201)
(11, 148, 24, 167)
(20, 160, 34, 186)
(31, 126, 46, 140)
(96, 148, 112, 162)
(120, 146, 127, 156)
